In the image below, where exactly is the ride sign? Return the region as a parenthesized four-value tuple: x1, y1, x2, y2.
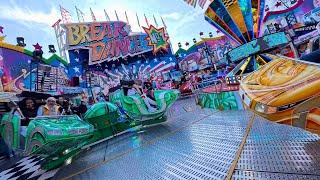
(63, 21, 152, 65)
(143, 25, 169, 54)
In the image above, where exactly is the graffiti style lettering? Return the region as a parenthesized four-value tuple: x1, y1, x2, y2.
(143, 25, 169, 54)
(66, 25, 90, 45)
(64, 21, 152, 64)
(90, 41, 106, 63)
(150, 32, 161, 43)
(90, 23, 105, 41)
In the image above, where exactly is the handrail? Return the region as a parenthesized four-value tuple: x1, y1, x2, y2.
(193, 78, 224, 92)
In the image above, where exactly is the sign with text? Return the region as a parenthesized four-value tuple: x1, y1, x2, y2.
(143, 25, 169, 54)
(227, 32, 289, 62)
(63, 21, 152, 65)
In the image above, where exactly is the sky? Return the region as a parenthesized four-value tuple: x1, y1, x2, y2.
(0, 0, 217, 58)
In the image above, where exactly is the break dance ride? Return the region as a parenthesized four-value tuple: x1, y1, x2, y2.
(0, 89, 179, 170)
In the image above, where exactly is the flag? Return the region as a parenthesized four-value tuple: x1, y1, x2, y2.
(125, 11, 129, 24)
(115, 10, 119, 21)
(153, 15, 158, 27)
(144, 14, 149, 27)
(90, 8, 96, 21)
(60, 5, 72, 23)
(161, 16, 167, 29)
(136, 13, 141, 27)
(184, 0, 197, 7)
(75, 6, 85, 22)
(104, 9, 110, 21)
(198, 0, 207, 8)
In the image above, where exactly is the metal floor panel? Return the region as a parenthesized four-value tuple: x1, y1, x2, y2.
(235, 115, 320, 178)
(232, 170, 320, 180)
(52, 97, 320, 180)
(54, 98, 220, 179)
(61, 110, 254, 179)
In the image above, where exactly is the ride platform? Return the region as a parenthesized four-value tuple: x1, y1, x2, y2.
(1, 98, 319, 179)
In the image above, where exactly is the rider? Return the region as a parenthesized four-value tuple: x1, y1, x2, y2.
(57, 96, 72, 115)
(37, 97, 61, 116)
(20, 98, 37, 126)
(124, 80, 157, 112)
(77, 101, 88, 118)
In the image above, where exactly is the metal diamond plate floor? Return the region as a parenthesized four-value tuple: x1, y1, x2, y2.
(49, 97, 320, 179)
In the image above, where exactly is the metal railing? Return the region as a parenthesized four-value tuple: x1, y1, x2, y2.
(193, 78, 223, 93)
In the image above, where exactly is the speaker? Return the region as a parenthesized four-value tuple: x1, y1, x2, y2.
(71, 77, 80, 86)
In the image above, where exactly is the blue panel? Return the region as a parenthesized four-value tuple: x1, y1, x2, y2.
(209, 0, 247, 44)
(227, 32, 289, 62)
(204, 16, 241, 45)
(238, 0, 254, 40)
(257, 0, 266, 37)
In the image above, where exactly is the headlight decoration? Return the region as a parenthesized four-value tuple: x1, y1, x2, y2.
(254, 102, 277, 114)
(47, 129, 63, 136)
(68, 128, 89, 135)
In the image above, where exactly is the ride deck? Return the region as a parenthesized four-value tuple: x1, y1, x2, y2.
(1, 98, 320, 180)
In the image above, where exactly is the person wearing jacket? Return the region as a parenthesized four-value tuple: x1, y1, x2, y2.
(37, 97, 61, 116)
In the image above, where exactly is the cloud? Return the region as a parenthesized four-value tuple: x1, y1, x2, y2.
(0, 1, 60, 28)
(166, 9, 204, 41)
(162, 12, 182, 20)
(161, 8, 209, 52)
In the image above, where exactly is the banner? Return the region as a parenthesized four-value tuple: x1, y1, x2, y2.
(183, 0, 212, 9)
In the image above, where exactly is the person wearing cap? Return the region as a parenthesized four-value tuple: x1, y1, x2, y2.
(37, 97, 61, 116)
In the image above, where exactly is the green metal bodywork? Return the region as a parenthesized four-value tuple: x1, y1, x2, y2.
(0, 89, 179, 170)
(197, 91, 239, 110)
(109, 89, 179, 123)
(0, 113, 21, 149)
(25, 115, 94, 154)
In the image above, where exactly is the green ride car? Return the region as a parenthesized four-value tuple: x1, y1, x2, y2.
(109, 89, 180, 124)
(0, 89, 179, 170)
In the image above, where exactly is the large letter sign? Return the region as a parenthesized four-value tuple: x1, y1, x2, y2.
(63, 21, 153, 65)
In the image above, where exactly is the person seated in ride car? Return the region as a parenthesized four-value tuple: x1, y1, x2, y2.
(57, 96, 72, 115)
(78, 101, 88, 117)
(127, 80, 157, 112)
(144, 81, 156, 101)
(37, 97, 61, 116)
(20, 98, 37, 126)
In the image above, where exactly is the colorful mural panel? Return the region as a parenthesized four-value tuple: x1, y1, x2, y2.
(0, 42, 69, 93)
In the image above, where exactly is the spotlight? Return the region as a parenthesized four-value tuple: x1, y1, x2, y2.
(48, 45, 56, 53)
(199, 32, 204, 36)
(178, 42, 182, 48)
(193, 38, 197, 43)
(209, 32, 213, 37)
(185, 42, 189, 46)
(33, 50, 43, 60)
(16, 37, 26, 47)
